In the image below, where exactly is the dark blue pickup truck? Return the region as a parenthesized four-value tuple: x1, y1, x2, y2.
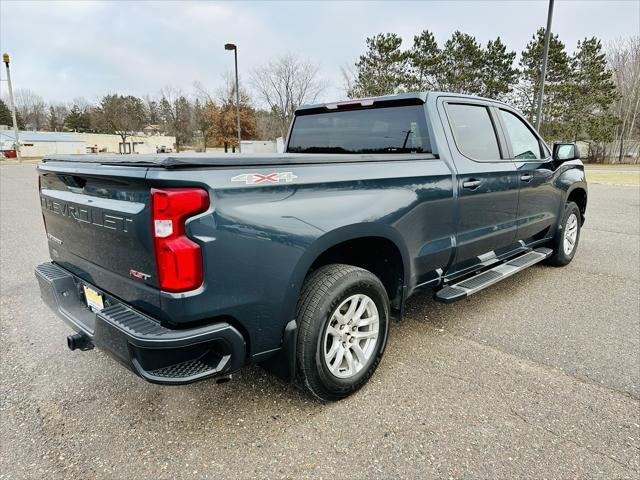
(35, 92, 587, 401)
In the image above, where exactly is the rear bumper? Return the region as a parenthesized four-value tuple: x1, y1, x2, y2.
(35, 262, 246, 385)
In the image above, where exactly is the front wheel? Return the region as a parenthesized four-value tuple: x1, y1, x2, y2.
(295, 264, 390, 401)
(547, 201, 581, 266)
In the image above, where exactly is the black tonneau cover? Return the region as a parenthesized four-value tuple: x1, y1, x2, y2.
(41, 152, 437, 169)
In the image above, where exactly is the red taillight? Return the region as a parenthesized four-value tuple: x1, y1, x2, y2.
(151, 188, 209, 292)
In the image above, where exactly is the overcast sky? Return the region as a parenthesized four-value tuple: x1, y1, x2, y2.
(0, 0, 638, 105)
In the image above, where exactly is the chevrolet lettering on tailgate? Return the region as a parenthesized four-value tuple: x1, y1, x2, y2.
(40, 196, 134, 233)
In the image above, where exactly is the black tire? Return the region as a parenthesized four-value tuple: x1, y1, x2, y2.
(295, 264, 390, 401)
(547, 201, 581, 266)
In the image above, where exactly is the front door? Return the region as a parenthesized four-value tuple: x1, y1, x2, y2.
(495, 107, 562, 243)
(438, 99, 520, 276)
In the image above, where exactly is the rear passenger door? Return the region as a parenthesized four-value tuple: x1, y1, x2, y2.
(438, 98, 520, 276)
(495, 108, 561, 243)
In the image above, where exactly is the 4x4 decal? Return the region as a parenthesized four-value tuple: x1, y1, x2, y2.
(231, 172, 298, 185)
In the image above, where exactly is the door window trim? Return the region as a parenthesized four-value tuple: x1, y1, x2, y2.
(442, 100, 511, 163)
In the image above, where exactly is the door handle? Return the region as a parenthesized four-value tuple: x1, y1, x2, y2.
(462, 179, 481, 189)
(520, 173, 533, 182)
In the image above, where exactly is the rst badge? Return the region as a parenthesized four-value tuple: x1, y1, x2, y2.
(129, 269, 151, 280)
(231, 172, 298, 185)
(47, 233, 63, 245)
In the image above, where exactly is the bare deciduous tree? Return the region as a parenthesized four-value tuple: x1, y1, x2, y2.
(215, 73, 251, 106)
(192, 98, 213, 151)
(48, 103, 69, 131)
(191, 81, 218, 150)
(12, 88, 47, 130)
(71, 97, 92, 112)
(340, 64, 357, 97)
(193, 81, 214, 104)
(607, 36, 640, 163)
(255, 109, 282, 141)
(251, 53, 325, 138)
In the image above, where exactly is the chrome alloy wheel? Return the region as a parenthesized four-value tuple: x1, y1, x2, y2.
(563, 213, 579, 255)
(323, 294, 380, 379)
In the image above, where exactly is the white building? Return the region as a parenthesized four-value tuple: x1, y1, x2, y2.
(0, 130, 85, 157)
(240, 140, 278, 153)
(0, 130, 177, 158)
(75, 132, 176, 155)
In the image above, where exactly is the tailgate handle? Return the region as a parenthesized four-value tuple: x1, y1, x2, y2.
(462, 179, 481, 190)
(59, 175, 87, 189)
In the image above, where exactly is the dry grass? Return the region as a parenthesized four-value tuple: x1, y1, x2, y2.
(584, 163, 640, 170)
(586, 171, 640, 186)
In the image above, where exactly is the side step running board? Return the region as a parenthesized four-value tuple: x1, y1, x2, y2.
(434, 247, 552, 303)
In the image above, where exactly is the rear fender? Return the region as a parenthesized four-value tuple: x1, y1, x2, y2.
(283, 223, 411, 321)
(267, 223, 409, 381)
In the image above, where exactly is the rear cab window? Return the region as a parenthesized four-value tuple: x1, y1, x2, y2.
(287, 105, 430, 154)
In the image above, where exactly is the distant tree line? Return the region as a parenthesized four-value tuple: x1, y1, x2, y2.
(0, 53, 325, 153)
(345, 29, 639, 163)
(1, 32, 638, 162)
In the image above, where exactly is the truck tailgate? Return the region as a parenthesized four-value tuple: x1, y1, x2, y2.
(38, 162, 162, 316)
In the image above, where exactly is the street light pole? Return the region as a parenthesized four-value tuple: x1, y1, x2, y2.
(2, 53, 22, 163)
(224, 43, 242, 152)
(535, 0, 554, 132)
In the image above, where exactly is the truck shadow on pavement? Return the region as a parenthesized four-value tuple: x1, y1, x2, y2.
(128, 262, 551, 414)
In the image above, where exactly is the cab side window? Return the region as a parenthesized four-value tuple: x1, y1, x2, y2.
(499, 109, 544, 160)
(446, 103, 502, 161)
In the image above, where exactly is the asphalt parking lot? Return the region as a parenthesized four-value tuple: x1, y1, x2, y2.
(1, 163, 639, 479)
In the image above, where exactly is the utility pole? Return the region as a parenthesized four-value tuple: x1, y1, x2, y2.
(224, 43, 242, 152)
(2, 53, 22, 162)
(535, 0, 554, 132)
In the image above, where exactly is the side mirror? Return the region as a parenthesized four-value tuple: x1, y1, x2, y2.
(553, 143, 580, 162)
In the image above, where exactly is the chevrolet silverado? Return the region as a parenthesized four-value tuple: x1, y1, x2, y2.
(35, 92, 587, 401)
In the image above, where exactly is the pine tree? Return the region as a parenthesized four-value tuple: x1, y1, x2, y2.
(65, 104, 92, 132)
(348, 33, 407, 98)
(406, 30, 441, 91)
(438, 31, 485, 95)
(0, 99, 24, 129)
(565, 37, 618, 145)
(159, 92, 193, 151)
(480, 37, 518, 99)
(0, 99, 12, 126)
(145, 99, 162, 125)
(517, 28, 571, 140)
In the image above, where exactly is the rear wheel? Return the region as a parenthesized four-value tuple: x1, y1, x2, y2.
(295, 264, 389, 401)
(547, 201, 581, 266)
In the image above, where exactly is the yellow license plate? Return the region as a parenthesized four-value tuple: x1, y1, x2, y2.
(83, 285, 104, 312)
